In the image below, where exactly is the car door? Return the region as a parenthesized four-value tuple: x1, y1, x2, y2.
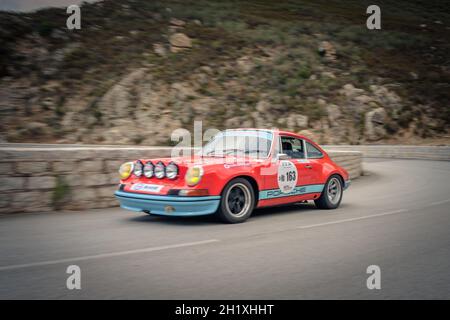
(304, 140, 325, 185)
(259, 135, 317, 206)
(280, 136, 317, 187)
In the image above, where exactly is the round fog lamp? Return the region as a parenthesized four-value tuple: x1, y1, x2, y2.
(134, 160, 143, 177)
(166, 162, 179, 180)
(143, 161, 154, 178)
(154, 162, 166, 179)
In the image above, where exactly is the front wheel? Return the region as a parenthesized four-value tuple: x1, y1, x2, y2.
(217, 178, 255, 223)
(315, 175, 343, 209)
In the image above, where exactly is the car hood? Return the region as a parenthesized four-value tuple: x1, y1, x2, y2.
(139, 155, 265, 167)
(121, 155, 264, 194)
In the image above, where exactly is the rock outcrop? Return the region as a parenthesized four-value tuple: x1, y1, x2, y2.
(169, 33, 192, 53)
(365, 107, 387, 141)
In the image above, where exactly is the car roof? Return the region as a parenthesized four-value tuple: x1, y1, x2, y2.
(225, 128, 310, 141)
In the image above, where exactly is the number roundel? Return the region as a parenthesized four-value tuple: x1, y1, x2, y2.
(277, 160, 298, 193)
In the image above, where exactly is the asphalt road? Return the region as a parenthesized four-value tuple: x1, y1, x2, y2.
(0, 158, 449, 299)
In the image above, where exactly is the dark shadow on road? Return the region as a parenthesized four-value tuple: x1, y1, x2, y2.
(252, 202, 315, 218)
(127, 212, 219, 226)
(126, 201, 334, 226)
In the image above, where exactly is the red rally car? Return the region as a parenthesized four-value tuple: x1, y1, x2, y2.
(114, 129, 350, 223)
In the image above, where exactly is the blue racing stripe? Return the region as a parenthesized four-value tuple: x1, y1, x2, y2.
(259, 184, 324, 200)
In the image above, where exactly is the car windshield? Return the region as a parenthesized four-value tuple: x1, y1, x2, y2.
(200, 130, 273, 158)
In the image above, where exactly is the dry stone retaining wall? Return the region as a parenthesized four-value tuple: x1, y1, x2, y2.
(0, 144, 364, 214)
(323, 145, 450, 161)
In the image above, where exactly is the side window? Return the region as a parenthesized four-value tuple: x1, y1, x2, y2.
(281, 136, 305, 159)
(306, 142, 323, 159)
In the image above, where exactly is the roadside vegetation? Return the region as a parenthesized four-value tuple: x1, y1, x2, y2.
(0, 0, 449, 145)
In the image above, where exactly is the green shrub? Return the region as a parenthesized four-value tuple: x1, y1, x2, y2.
(36, 21, 55, 37)
(52, 176, 70, 210)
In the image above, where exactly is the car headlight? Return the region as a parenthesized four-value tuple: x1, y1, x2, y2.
(166, 162, 179, 180)
(133, 160, 143, 177)
(119, 162, 134, 180)
(185, 166, 204, 186)
(154, 162, 165, 179)
(143, 161, 154, 178)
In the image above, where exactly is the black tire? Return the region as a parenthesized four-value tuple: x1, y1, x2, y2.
(314, 175, 343, 209)
(217, 178, 255, 223)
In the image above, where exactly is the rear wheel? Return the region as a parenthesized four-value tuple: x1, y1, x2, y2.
(315, 175, 343, 209)
(217, 178, 255, 223)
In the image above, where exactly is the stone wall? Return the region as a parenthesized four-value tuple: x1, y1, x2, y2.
(0, 146, 177, 214)
(324, 150, 362, 179)
(323, 145, 450, 161)
(0, 145, 363, 214)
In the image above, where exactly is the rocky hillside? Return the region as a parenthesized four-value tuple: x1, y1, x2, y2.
(0, 0, 449, 145)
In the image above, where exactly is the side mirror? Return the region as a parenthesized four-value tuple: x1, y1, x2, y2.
(277, 153, 290, 160)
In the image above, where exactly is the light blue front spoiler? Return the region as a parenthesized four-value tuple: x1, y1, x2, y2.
(114, 190, 221, 216)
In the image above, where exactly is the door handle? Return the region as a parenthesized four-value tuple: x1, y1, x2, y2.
(305, 164, 312, 169)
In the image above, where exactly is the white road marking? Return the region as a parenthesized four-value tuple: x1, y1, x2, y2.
(0, 239, 219, 272)
(295, 209, 408, 230)
(1, 199, 447, 272)
(430, 199, 450, 206)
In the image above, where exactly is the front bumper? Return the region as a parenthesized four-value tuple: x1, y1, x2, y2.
(114, 190, 220, 216)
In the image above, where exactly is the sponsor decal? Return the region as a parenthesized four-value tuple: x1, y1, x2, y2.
(130, 183, 163, 193)
(259, 184, 325, 200)
(277, 160, 298, 193)
(223, 163, 250, 169)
